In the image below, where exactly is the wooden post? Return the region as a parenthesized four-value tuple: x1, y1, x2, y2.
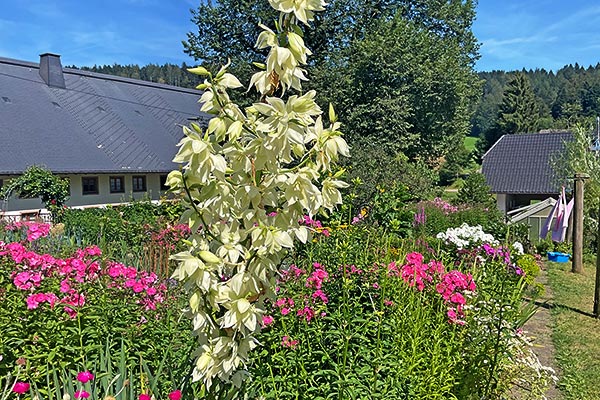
(572, 173, 589, 273)
(594, 206, 600, 316)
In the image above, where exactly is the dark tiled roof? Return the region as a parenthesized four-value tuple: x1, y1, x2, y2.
(0, 56, 211, 174)
(482, 132, 574, 194)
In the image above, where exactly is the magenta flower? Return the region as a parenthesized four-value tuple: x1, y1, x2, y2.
(168, 390, 182, 400)
(281, 335, 299, 349)
(139, 393, 152, 400)
(74, 390, 90, 399)
(12, 382, 30, 395)
(262, 315, 274, 326)
(77, 370, 94, 383)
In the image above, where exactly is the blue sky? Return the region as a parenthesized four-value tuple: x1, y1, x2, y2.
(1, 0, 600, 72)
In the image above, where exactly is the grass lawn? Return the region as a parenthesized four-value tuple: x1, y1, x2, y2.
(464, 136, 478, 152)
(548, 260, 600, 399)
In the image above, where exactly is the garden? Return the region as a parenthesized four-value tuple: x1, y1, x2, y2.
(0, 0, 559, 398)
(0, 193, 557, 399)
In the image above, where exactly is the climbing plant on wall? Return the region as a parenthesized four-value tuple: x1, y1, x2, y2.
(0, 165, 69, 222)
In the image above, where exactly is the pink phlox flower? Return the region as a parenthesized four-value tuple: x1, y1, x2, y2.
(401, 254, 433, 292)
(281, 335, 299, 349)
(146, 286, 157, 296)
(74, 390, 90, 399)
(405, 252, 424, 265)
(427, 260, 444, 275)
(12, 381, 30, 394)
(306, 264, 328, 289)
(26, 222, 50, 241)
(372, 282, 380, 289)
(85, 245, 102, 256)
(383, 299, 394, 307)
(169, 390, 182, 400)
(76, 370, 94, 383)
(132, 281, 146, 293)
(139, 394, 151, 400)
(297, 306, 316, 322)
(312, 289, 328, 304)
(262, 315, 274, 327)
(387, 261, 400, 277)
(449, 292, 466, 305)
(281, 307, 291, 316)
(275, 298, 287, 308)
(13, 271, 34, 290)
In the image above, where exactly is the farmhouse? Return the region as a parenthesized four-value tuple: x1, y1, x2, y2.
(482, 131, 574, 213)
(0, 53, 209, 215)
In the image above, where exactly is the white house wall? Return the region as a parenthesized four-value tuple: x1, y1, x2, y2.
(0, 173, 168, 212)
(496, 193, 507, 214)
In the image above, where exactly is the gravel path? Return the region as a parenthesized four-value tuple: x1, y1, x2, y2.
(521, 267, 562, 399)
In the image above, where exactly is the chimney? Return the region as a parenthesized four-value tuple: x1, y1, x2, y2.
(39, 53, 66, 89)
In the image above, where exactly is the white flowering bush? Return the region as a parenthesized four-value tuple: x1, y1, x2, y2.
(436, 223, 498, 250)
(166, 0, 349, 389)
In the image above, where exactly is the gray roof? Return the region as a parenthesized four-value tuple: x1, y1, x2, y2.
(0, 55, 211, 175)
(482, 132, 574, 194)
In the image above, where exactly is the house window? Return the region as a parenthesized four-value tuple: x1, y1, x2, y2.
(132, 175, 146, 192)
(160, 174, 169, 191)
(82, 177, 99, 195)
(109, 176, 125, 193)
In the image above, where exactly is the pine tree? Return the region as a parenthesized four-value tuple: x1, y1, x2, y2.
(479, 73, 539, 153)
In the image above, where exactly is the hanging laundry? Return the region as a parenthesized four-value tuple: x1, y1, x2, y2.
(540, 194, 561, 239)
(552, 187, 568, 242)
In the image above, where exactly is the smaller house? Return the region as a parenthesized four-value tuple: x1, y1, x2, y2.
(506, 197, 557, 242)
(482, 131, 573, 213)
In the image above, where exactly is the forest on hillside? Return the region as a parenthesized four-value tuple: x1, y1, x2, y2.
(72, 61, 600, 139)
(474, 64, 600, 138)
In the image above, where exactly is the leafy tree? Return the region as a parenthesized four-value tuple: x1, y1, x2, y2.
(456, 172, 495, 209)
(182, 0, 481, 164)
(0, 166, 69, 222)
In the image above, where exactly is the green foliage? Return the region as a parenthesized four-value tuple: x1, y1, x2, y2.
(183, 0, 480, 164)
(456, 172, 496, 209)
(439, 140, 474, 185)
(368, 183, 413, 234)
(345, 144, 440, 211)
(479, 73, 540, 154)
(0, 166, 69, 222)
(472, 64, 600, 141)
(62, 199, 184, 258)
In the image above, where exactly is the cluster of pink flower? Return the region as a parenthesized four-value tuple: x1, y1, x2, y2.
(400, 252, 444, 291)
(436, 270, 476, 325)
(305, 262, 328, 289)
(300, 215, 330, 237)
(1, 240, 168, 316)
(416, 198, 459, 215)
(5, 221, 51, 242)
(105, 262, 166, 310)
(480, 243, 512, 265)
(269, 262, 332, 348)
(149, 223, 190, 251)
(281, 335, 299, 349)
(12, 371, 182, 400)
(400, 252, 476, 325)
